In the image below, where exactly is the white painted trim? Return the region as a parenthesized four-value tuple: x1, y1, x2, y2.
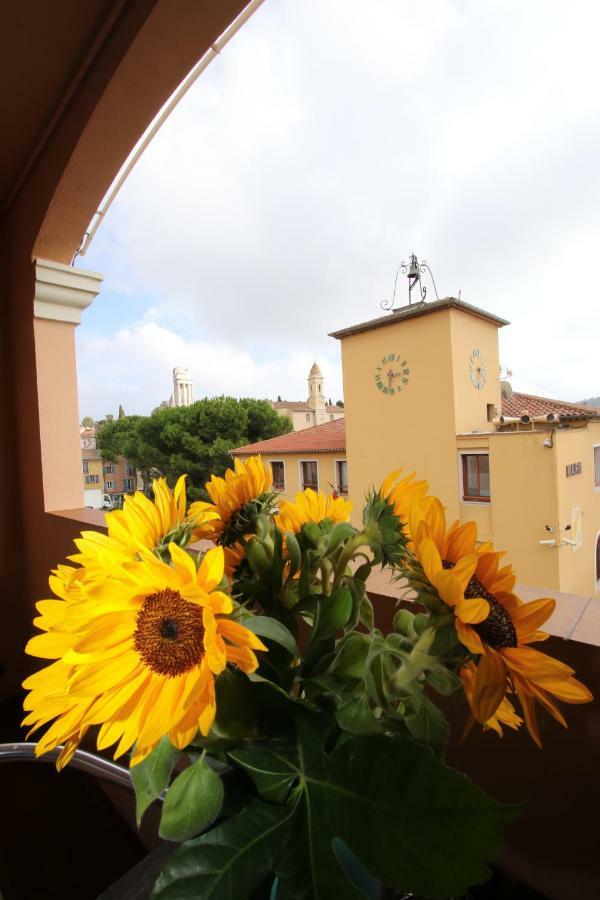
(593, 444, 600, 492)
(34, 258, 103, 324)
(299, 458, 319, 491)
(334, 458, 349, 495)
(270, 459, 286, 491)
(457, 449, 491, 504)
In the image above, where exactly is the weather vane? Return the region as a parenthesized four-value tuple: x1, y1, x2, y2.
(381, 253, 439, 311)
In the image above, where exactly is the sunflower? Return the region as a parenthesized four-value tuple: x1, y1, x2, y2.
(23, 545, 266, 769)
(189, 456, 275, 546)
(71, 476, 220, 578)
(275, 488, 352, 534)
(380, 468, 430, 536)
(412, 499, 592, 745)
(460, 661, 522, 737)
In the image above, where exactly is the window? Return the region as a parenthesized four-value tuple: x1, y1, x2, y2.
(82, 460, 89, 474)
(336, 460, 349, 495)
(330, 414, 334, 421)
(123, 478, 135, 492)
(271, 461, 285, 490)
(596, 534, 600, 587)
(103, 464, 114, 474)
(105, 481, 114, 490)
(84, 474, 99, 485)
(594, 446, 600, 488)
(306, 413, 311, 422)
(300, 460, 318, 491)
(461, 453, 490, 502)
(126, 464, 135, 477)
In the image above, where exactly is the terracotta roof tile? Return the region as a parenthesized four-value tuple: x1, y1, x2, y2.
(501, 392, 600, 419)
(232, 418, 346, 455)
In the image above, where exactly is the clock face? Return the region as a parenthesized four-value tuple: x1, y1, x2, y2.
(468, 348, 488, 390)
(374, 353, 410, 395)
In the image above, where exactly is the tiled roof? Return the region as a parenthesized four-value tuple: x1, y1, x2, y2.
(232, 418, 346, 455)
(329, 297, 509, 340)
(272, 400, 342, 413)
(502, 392, 600, 420)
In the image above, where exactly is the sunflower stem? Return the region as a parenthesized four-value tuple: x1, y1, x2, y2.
(391, 628, 436, 691)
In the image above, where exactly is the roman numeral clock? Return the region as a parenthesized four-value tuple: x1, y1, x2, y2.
(374, 353, 410, 395)
(468, 348, 488, 390)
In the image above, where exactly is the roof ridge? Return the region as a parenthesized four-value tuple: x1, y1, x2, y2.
(512, 391, 600, 413)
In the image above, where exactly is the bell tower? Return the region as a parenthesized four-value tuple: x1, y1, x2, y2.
(307, 362, 326, 423)
(330, 296, 507, 523)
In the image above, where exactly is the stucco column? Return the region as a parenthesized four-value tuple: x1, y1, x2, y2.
(34, 259, 103, 511)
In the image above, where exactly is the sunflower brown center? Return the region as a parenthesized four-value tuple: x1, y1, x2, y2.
(442, 561, 517, 649)
(134, 589, 205, 677)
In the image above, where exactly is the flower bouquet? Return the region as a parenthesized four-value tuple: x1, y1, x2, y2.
(23, 456, 591, 898)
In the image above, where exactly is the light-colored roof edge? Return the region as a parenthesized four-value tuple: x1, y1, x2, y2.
(329, 297, 509, 340)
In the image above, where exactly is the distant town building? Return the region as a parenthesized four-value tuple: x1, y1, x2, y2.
(80, 421, 141, 508)
(80, 425, 103, 508)
(270, 362, 345, 431)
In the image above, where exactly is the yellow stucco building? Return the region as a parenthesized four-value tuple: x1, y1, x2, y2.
(233, 296, 600, 598)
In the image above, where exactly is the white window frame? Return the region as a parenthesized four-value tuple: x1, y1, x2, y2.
(593, 444, 600, 492)
(105, 480, 115, 490)
(104, 464, 115, 474)
(270, 460, 286, 491)
(334, 458, 349, 496)
(299, 459, 319, 492)
(458, 449, 491, 505)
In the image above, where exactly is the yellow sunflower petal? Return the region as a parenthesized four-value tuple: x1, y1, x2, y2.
(471, 647, 507, 723)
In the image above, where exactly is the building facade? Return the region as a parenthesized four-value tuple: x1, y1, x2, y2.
(235, 297, 600, 598)
(270, 362, 344, 431)
(232, 419, 347, 500)
(81, 423, 140, 508)
(330, 297, 600, 598)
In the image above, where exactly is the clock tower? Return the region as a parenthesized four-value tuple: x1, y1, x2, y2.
(330, 297, 508, 523)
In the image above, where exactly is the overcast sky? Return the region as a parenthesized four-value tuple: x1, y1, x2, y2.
(77, 0, 600, 420)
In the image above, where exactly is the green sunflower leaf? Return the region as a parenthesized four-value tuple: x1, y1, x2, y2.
(130, 735, 180, 825)
(151, 798, 294, 899)
(229, 738, 298, 803)
(159, 755, 224, 842)
(238, 614, 300, 657)
(178, 711, 518, 899)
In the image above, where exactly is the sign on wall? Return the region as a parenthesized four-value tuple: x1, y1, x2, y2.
(565, 462, 582, 478)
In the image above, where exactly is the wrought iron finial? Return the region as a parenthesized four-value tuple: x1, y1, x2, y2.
(381, 254, 440, 311)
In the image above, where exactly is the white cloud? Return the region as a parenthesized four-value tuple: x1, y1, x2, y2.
(80, 0, 600, 410)
(76, 322, 343, 419)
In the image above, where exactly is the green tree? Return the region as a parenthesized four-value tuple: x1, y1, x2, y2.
(98, 397, 292, 500)
(336, 400, 344, 408)
(81, 416, 94, 427)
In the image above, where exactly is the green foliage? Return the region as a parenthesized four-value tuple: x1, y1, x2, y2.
(154, 711, 518, 899)
(122, 463, 527, 898)
(97, 397, 291, 497)
(80, 415, 94, 427)
(131, 736, 180, 824)
(159, 755, 224, 842)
